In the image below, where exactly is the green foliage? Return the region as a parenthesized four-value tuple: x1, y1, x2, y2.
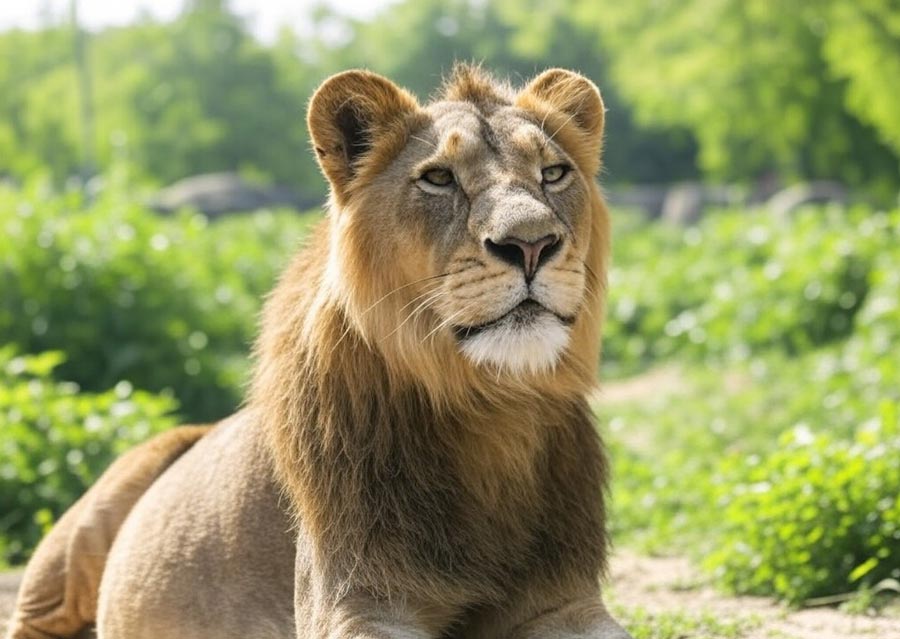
(603, 206, 899, 376)
(823, 1, 900, 159)
(311, 0, 698, 184)
(0, 347, 177, 565)
(603, 204, 899, 603)
(590, 0, 900, 193)
(607, 284, 900, 553)
(0, 3, 320, 189)
(0, 181, 316, 421)
(706, 404, 900, 604)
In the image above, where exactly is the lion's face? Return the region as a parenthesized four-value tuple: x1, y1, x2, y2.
(386, 102, 593, 373)
(308, 66, 607, 378)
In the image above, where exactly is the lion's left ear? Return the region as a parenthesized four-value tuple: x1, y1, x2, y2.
(308, 70, 420, 203)
(516, 69, 605, 166)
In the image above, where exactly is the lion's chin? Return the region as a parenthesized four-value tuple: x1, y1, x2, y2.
(454, 302, 572, 375)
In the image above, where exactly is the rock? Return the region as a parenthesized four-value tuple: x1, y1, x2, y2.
(766, 181, 848, 217)
(149, 173, 313, 217)
(660, 182, 742, 224)
(604, 185, 669, 218)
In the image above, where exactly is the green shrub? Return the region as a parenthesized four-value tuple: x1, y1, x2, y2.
(601, 206, 900, 600)
(706, 403, 900, 604)
(605, 264, 900, 555)
(603, 206, 898, 375)
(0, 183, 317, 421)
(0, 347, 178, 565)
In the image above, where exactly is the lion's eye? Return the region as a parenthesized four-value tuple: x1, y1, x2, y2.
(421, 168, 455, 187)
(541, 165, 569, 184)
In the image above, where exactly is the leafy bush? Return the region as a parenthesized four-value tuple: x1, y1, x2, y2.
(606, 323, 900, 552)
(0, 347, 177, 565)
(604, 241, 900, 599)
(0, 182, 317, 421)
(706, 403, 900, 604)
(603, 206, 898, 375)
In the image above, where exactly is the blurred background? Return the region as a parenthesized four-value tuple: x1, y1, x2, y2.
(1, 0, 899, 631)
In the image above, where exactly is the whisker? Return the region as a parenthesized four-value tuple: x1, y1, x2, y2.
(395, 285, 442, 315)
(422, 305, 472, 345)
(410, 135, 436, 149)
(453, 270, 507, 291)
(452, 275, 509, 300)
(383, 289, 445, 340)
(362, 273, 448, 318)
(546, 92, 591, 144)
(330, 272, 449, 354)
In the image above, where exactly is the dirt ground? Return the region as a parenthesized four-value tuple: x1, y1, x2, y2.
(0, 571, 20, 636)
(3, 554, 898, 638)
(609, 550, 900, 639)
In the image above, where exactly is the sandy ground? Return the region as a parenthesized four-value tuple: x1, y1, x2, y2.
(3, 555, 898, 638)
(0, 571, 21, 636)
(609, 551, 900, 639)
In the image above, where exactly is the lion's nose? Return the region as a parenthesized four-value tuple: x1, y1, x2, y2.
(484, 234, 560, 281)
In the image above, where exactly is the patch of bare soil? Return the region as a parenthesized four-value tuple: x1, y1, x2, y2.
(4, 557, 897, 639)
(609, 544, 900, 638)
(593, 365, 687, 404)
(0, 571, 22, 636)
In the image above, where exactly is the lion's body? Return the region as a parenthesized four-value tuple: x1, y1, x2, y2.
(6, 425, 210, 639)
(8, 66, 632, 639)
(96, 412, 295, 638)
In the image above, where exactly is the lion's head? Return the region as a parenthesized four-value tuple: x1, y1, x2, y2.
(299, 65, 608, 400)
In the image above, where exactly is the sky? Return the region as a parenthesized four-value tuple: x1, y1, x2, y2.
(0, 0, 396, 42)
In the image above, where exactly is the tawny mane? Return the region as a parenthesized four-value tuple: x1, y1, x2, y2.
(438, 63, 515, 110)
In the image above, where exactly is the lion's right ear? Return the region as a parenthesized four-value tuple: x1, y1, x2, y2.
(308, 70, 420, 202)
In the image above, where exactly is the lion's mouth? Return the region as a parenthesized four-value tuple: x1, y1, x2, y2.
(452, 299, 575, 342)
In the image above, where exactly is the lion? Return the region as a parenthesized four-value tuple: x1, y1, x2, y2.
(7, 65, 632, 639)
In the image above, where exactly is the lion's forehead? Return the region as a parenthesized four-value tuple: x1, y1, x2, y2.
(422, 102, 547, 168)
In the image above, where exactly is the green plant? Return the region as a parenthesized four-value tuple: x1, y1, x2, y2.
(0, 347, 178, 565)
(705, 403, 900, 604)
(603, 206, 898, 375)
(0, 182, 317, 421)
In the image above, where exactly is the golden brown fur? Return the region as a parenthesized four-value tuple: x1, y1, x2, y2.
(8, 65, 630, 639)
(6, 426, 209, 639)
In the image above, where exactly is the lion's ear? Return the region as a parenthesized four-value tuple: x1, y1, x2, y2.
(308, 70, 420, 201)
(516, 69, 605, 166)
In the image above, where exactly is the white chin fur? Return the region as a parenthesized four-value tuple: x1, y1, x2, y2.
(459, 313, 570, 375)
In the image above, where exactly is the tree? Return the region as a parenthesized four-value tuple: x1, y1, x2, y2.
(307, 0, 699, 184)
(823, 0, 900, 159)
(0, 2, 319, 192)
(589, 0, 900, 195)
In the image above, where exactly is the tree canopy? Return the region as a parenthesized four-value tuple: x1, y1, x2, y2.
(590, 0, 900, 195)
(0, 0, 897, 198)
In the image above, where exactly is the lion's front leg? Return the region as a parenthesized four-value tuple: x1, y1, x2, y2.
(296, 593, 433, 639)
(293, 542, 439, 639)
(511, 598, 633, 639)
(464, 580, 632, 639)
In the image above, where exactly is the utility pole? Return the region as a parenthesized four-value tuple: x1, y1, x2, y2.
(71, 0, 96, 185)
